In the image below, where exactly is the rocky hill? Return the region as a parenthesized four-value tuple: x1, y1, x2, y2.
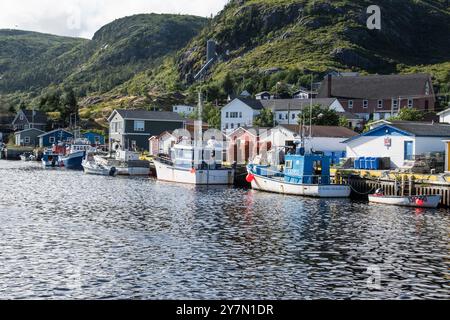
(1, 1, 449, 121)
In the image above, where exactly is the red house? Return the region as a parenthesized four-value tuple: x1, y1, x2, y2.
(317, 73, 436, 121)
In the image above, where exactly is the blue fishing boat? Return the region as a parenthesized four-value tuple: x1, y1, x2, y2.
(59, 139, 96, 170)
(42, 150, 62, 168)
(247, 142, 351, 198)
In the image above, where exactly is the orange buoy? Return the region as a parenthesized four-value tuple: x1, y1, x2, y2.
(190, 168, 196, 174)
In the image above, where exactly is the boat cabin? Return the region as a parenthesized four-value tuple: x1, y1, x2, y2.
(284, 150, 331, 185)
(170, 140, 224, 170)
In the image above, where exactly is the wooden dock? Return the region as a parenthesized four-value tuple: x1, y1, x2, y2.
(334, 172, 450, 208)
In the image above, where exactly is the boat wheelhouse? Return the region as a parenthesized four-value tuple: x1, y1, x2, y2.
(154, 139, 235, 185)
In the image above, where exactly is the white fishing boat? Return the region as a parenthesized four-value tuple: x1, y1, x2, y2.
(247, 142, 351, 198)
(154, 91, 234, 185)
(154, 141, 235, 185)
(369, 193, 441, 208)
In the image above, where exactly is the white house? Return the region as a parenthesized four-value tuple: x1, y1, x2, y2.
(261, 124, 358, 163)
(149, 131, 178, 156)
(344, 122, 450, 169)
(221, 98, 263, 133)
(262, 98, 345, 125)
(438, 108, 450, 123)
(173, 105, 195, 115)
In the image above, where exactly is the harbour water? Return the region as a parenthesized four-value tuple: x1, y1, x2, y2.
(0, 161, 448, 299)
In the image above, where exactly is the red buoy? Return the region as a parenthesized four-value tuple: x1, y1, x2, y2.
(416, 198, 425, 206)
(246, 174, 255, 183)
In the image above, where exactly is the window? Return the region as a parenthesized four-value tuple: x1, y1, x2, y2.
(378, 100, 383, 109)
(134, 120, 145, 132)
(237, 123, 241, 128)
(226, 112, 229, 118)
(231, 123, 234, 129)
(279, 114, 283, 120)
(19, 114, 24, 121)
(292, 113, 296, 120)
(392, 99, 399, 110)
(24, 136, 30, 144)
(404, 141, 414, 161)
(408, 99, 413, 108)
(285, 160, 293, 169)
(363, 100, 368, 108)
(174, 107, 178, 111)
(239, 112, 242, 118)
(425, 82, 430, 96)
(49, 137, 56, 144)
(225, 123, 229, 129)
(348, 100, 353, 109)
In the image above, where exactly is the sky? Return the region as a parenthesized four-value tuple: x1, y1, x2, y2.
(0, 0, 229, 39)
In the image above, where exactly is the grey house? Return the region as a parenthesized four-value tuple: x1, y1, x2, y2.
(12, 109, 48, 132)
(14, 128, 45, 147)
(108, 109, 186, 151)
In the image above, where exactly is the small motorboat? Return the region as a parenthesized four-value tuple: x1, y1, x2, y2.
(369, 190, 441, 208)
(20, 152, 33, 161)
(82, 154, 117, 176)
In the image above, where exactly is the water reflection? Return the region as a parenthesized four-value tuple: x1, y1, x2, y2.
(0, 161, 448, 299)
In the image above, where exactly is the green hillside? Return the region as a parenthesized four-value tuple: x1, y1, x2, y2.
(1, 1, 449, 121)
(0, 13, 207, 111)
(128, 0, 450, 105)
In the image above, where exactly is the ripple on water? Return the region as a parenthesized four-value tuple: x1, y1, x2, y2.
(0, 161, 448, 299)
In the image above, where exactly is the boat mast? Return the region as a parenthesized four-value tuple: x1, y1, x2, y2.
(193, 90, 204, 168)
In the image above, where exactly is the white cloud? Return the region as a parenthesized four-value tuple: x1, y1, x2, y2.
(0, 0, 229, 39)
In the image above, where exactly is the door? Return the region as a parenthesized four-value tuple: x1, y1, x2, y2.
(404, 141, 414, 161)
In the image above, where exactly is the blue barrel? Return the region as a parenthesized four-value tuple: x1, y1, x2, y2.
(354, 157, 361, 169)
(365, 157, 372, 170)
(372, 157, 380, 170)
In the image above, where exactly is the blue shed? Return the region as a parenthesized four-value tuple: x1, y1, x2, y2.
(83, 131, 105, 146)
(38, 129, 74, 148)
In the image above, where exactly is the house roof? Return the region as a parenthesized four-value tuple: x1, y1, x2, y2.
(255, 91, 271, 96)
(317, 73, 433, 100)
(110, 109, 186, 122)
(261, 98, 337, 111)
(226, 126, 272, 137)
(234, 98, 265, 110)
(37, 129, 73, 138)
(16, 110, 48, 123)
(389, 122, 450, 137)
(15, 128, 45, 135)
(344, 122, 450, 143)
(278, 125, 358, 138)
(437, 108, 450, 116)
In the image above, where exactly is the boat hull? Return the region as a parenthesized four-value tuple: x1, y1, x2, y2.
(82, 162, 117, 177)
(250, 173, 351, 198)
(369, 195, 441, 208)
(41, 154, 62, 168)
(60, 151, 85, 170)
(154, 159, 235, 185)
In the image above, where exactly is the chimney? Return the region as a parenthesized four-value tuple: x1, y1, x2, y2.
(327, 74, 332, 98)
